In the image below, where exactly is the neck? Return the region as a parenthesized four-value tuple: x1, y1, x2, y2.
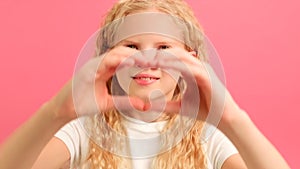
(120, 109, 170, 123)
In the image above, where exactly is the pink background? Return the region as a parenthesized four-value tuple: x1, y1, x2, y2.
(0, 0, 299, 168)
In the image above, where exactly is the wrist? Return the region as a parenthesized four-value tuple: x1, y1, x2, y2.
(218, 108, 252, 136)
(42, 99, 75, 126)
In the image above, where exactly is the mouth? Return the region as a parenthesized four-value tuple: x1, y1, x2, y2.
(131, 74, 160, 85)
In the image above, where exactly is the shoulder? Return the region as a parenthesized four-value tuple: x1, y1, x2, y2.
(54, 117, 90, 167)
(201, 125, 239, 169)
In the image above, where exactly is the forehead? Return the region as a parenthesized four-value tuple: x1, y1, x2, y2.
(111, 12, 187, 46)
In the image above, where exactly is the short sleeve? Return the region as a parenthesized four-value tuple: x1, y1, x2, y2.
(203, 127, 239, 169)
(54, 118, 89, 168)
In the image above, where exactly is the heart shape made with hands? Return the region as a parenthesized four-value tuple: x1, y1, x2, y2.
(71, 12, 227, 157)
(113, 48, 200, 123)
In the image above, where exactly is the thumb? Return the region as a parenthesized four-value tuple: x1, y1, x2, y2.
(106, 96, 147, 112)
(144, 100, 181, 115)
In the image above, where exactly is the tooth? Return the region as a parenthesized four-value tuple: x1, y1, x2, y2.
(135, 77, 157, 81)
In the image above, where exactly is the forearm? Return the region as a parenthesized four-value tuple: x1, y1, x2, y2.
(0, 102, 71, 169)
(219, 110, 290, 169)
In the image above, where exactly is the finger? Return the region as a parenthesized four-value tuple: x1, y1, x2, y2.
(162, 100, 181, 114)
(145, 99, 201, 120)
(156, 49, 209, 76)
(117, 51, 150, 70)
(76, 57, 104, 84)
(157, 56, 213, 91)
(142, 100, 180, 115)
(157, 59, 196, 85)
(96, 47, 140, 80)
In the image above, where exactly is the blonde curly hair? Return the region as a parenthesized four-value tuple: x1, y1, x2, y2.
(80, 0, 208, 168)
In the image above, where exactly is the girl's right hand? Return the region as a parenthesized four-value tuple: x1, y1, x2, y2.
(47, 46, 146, 122)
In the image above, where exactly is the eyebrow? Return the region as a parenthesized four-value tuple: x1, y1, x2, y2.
(121, 40, 138, 44)
(121, 40, 178, 45)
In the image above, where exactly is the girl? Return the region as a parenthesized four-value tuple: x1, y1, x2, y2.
(0, 0, 290, 169)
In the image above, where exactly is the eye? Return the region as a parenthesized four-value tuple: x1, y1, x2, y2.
(126, 44, 138, 50)
(158, 45, 170, 50)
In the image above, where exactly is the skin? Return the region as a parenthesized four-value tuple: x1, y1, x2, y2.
(0, 25, 290, 169)
(116, 35, 179, 102)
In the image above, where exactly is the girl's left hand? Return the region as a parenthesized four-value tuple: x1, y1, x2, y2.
(149, 47, 243, 127)
(140, 48, 291, 169)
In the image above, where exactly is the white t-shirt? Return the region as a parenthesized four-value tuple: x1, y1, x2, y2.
(55, 117, 238, 169)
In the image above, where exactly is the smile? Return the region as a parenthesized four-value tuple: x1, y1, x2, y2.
(131, 74, 160, 85)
